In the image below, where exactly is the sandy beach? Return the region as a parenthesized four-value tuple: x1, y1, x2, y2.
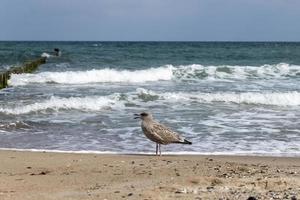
(0, 150, 299, 200)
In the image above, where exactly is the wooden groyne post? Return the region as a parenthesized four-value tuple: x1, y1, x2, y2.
(0, 71, 9, 89)
(0, 57, 46, 89)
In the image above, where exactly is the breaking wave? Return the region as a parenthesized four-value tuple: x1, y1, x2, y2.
(0, 95, 124, 115)
(9, 67, 173, 86)
(171, 63, 300, 80)
(9, 63, 300, 86)
(1, 89, 300, 115)
(136, 88, 300, 106)
(41, 52, 52, 58)
(0, 121, 30, 130)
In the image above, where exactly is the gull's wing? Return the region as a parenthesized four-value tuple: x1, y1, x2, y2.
(152, 121, 184, 144)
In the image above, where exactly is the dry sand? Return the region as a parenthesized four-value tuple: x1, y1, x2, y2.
(0, 150, 299, 200)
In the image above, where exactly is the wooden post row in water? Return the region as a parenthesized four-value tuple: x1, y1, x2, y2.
(0, 57, 46, 89)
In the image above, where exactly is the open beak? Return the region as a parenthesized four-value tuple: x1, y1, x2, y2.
(134, 113, 140, 119)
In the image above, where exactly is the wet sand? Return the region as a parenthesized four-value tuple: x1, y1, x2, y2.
(0, 150, 299, 200)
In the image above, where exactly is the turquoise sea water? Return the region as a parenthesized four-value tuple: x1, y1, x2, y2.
(0, 42, 300, 155)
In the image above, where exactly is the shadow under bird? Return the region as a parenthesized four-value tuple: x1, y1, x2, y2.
(134, 112, 192, 156)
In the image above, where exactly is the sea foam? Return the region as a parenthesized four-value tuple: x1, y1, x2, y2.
(137, 88, 300, 106)
(1, 89, 300, 115)
(9, 67, 173, 86)
(41, 52, 51, 58)
(9, 63, 300, 86)
(0, 148, 299, 157)
(171, 63, 300, 80)
(0, 95, 124, 115)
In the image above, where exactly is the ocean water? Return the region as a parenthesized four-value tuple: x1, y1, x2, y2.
(1, 41, 300, 156)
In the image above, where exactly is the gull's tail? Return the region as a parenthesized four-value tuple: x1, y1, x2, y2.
(183, 139, 192, 145)
(175, 139, 192, 145)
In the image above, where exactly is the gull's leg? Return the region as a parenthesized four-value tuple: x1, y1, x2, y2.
(159, 144, 161, 156)
(156, 143, 158, 155)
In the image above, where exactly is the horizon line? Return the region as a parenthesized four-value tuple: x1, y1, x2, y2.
(1, 40, 300, 43)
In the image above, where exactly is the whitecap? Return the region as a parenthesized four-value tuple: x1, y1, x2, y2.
(136, 88, 300, 106)
(9, 66, 174, 86)
(41, 52, 51, 58)
(9, 63, 300, 86)
(0, 95, 124, 115)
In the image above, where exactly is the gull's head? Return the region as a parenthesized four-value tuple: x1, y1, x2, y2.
(134, 112, 153, 120)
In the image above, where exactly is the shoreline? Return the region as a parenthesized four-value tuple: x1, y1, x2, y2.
(1, 150, 299, 200)
(1, 148, 299, 158)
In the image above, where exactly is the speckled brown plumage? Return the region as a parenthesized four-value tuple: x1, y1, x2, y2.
(135, 112, 192, 155)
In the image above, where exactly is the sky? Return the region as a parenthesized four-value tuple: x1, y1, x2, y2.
(0, 0, 300, 41)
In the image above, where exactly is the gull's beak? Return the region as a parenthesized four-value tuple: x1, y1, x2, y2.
(134, 113, 140, 119)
